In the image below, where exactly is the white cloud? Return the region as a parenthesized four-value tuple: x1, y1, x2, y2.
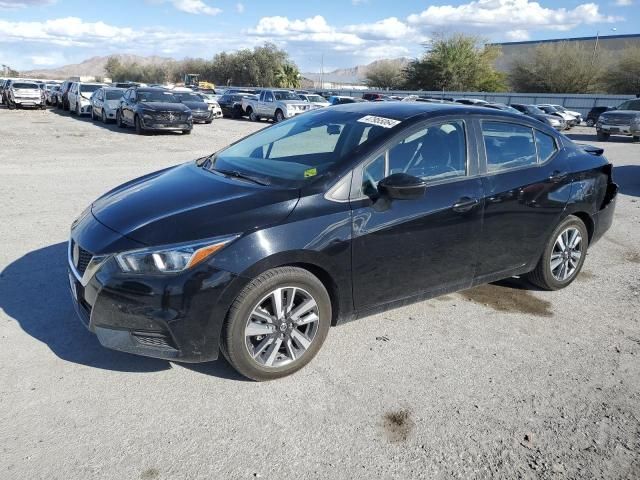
(505, 29, 530, 41)
(0, 0, 55, 8)
(249, 15, 364, 45)
(407, 0, 620, 32)
(344, 17, 417, 41)
(614, 0, 632, 5)
(236, 2, 244, 13)
(170, 0, 221, 16)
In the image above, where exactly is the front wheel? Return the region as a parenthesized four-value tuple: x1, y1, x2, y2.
(597, 131, 609, 141)
(134, 115, 146, 135)
(632, 135, 640, 143)
(223, 267, 332, 381)
(586, 119, 595, 127)
(102, 110, 108, 124)
(526, 215, 588, 291)
(116, 110, 125, 128)
(182, 128, 192, 135)
(275, 110, 285, 122)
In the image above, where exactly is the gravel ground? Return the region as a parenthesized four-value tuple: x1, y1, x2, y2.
(1, 106, 639, 480)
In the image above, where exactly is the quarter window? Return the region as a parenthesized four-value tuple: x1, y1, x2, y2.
(482, 122, 537, 172)
(534, 130, 557, 163)
(361, 154, 386, 197)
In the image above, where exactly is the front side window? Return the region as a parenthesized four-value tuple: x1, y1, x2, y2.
(264, 91, 274, 102)
(388, 120, 467, 181)
(80, 84, 101, 94)
(482, 121, 537, 172)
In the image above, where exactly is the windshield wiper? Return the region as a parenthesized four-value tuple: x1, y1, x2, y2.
(212, 168, 270, 186)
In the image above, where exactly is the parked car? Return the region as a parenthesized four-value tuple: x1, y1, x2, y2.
(586, 106, 614, 127)
(596, 98, 640, 142)
(454, 98, 488, 105)
(362, 92, 393, 102)
(67, 102, 617, 381)
(112, 82, 136, 89)
(328, 95, 363, 105)
(57, 80, 75, 111)
(297, 93, 330, 109)
(536, 105, 578, 128)
(5, 81, 44, 109)
(544, 104, 583, 125)
(116, 87, 193, 135)
(510, 104, 567, 130)
(218, 93, 252, 119)
(1, 78, 17, 105)
(242, 89, 311, 122)
(172, 91, 215, 124)
(46, 85, 61, 106)
(197, 92, 223, 118)
(90, 87, 125, 123)
(481, 103, 525, 115)
(68, 82, 106, 115)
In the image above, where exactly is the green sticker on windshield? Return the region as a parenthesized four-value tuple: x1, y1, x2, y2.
(304, 168, 317, 178)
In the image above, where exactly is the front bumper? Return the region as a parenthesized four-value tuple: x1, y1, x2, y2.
(67, 223, 243, 362)
(597, 124, 640, 136)
(141, 117, 193, 131)
(192, 110, 214, 123)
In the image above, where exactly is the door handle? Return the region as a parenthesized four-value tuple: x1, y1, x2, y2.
(549, 170, 568, 182)
(452, 197, 480, 213)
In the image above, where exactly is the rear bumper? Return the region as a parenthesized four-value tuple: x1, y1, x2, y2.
(591, 182, 618, 245)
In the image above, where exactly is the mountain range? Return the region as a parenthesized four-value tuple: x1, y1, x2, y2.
(21, 54, 410, 85)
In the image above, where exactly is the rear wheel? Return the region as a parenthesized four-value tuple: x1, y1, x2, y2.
(526, 215, 588, 291)
(597, 131, 610, 141)
(586, 119, 595, 127)
(223, 267, 331, 381)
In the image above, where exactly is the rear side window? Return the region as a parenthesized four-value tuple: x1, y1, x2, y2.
(482, 122, 537, 173)
(534, 130, 557, 163)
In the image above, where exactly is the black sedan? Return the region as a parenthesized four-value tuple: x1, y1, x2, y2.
(68, 103, 617, 381)
(218, 93, 253, 118)
(116, 87, 193, 135)
(511, 104, 567, 130)
(172, 91, 214, 124)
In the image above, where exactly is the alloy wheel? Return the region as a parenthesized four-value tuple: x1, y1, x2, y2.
(550, 227, 582, 281)
(244, 286, 320, 368)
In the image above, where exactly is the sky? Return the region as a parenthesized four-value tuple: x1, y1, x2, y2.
(0, 0, 636, 72)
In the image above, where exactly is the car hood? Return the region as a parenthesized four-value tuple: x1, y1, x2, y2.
(91, 162, 299, 247)
(138, 102, 190, 112)
(104, 100, 120, 109)
(600, 110, 640, 119)
(180, 100, 209, 111)
(280, 100, 308, 106)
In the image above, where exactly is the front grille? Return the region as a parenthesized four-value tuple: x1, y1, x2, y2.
(154, 112, 184, 122)
(131, 332, 176, 350)
(71, 240, 93, 276)
(604, 115, 632, 126)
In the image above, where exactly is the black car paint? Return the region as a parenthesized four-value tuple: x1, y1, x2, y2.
(69, 103, 617, 363)
(118, 87, 192, 132)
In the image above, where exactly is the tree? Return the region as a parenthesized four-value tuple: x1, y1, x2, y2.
(275, 63, 301, 88)
(364, 60, 405, 89)
(404, 34, 506, 92)
(509, 42, 605, 93)
(604, 46, 640, 94)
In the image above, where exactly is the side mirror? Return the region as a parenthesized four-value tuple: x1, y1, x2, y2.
(378, 173, 426, 200)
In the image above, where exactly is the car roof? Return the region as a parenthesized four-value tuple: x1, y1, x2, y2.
(134, 87, 170, 92)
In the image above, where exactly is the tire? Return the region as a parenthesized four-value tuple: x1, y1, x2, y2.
(597, 131, 610, 141)
(223, 267, 332, 381)
(275, 110, 284, 123)
(7, 100, 15, 110)
(205, 120, 212, 124)
(632, 136, 640, 143)
(91, 108, 95, 120)
(102, 110, 108, 124)
(182, 129, 192, 135)
(134, 115, 146, 135)
(526, 215, 588, 291)
(75, 103, 80, 116)
(248, 108, 258, 122)
(586, 119, 595, 127)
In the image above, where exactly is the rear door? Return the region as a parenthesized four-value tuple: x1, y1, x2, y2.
(474, 119, 571, 281)
(350, 118, 484, 310)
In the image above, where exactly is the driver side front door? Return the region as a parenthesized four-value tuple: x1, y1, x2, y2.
(350, 119, 484, 311)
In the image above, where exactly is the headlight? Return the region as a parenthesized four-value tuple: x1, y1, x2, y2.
(631, 116, 640, 127)
(115, 235, 238, 274)
(549, 118, 560, 125)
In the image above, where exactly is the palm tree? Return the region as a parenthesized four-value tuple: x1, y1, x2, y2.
(276, 63, 301, 88)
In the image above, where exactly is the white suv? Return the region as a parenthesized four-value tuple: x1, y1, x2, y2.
(68, 82, 106, 115)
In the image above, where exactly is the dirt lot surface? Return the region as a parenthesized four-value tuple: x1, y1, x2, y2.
(1, 106, 639, 479)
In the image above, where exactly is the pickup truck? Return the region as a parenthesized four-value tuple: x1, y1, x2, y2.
(242, 89, 311, 122)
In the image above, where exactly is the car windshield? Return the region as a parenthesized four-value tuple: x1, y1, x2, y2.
(273, 91, 300, 101)
(80, 84, 102, 93)
(105, 90, 124, 100)
(539, 105, 558, 113)
(138, 91, 179, 103)
(12, 83, 38, 89)
(208, 109, 393, 185)
(305, 95, 325, 103)
(526, 105, 545, 115)
(174, 92, 203, 102)
(553, 105, 567, 112)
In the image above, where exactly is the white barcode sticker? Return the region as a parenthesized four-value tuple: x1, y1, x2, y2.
(357, 115, 401, 129)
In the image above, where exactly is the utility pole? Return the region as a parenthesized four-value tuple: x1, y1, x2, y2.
(320, 53, 324, 90)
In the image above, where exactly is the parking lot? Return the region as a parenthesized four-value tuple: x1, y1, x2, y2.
(1, 106, 639, 479)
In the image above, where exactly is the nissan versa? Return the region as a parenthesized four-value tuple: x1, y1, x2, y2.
(68, 103, 617, 381)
